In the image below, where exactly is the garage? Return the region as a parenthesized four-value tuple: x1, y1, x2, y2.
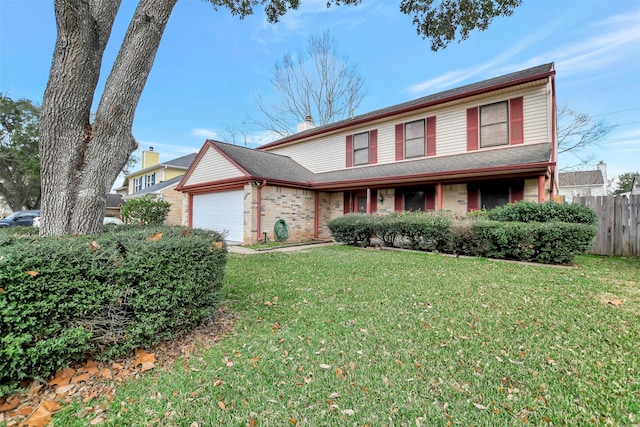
(192, 190, 244, 243)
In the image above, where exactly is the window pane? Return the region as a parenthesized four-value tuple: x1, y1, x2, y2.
(481, 102, 507, 124)
(404, 191, 425, 211)
(405, 120, 425, 139)
(481, 123, 508, 147)
(353, 148, 369, 165)
(405, 138, 425, 158)
(353, 132, 369, 149)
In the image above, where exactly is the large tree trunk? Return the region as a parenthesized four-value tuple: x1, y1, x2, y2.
(40, 0, 177, 236)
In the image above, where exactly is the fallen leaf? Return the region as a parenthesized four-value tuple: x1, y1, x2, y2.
(78, 360, 100, 375)
(55, 384, 76, 395)
(100, 368, 113, 379)
(24, 400, 61, 427)
(328, 392, 340, 399)
(26, 270, 39, 277)
(335, 367, 344, 379)
(90, 241, 101, 251)
(342, 409, 355, 416)
(72, 373, 91, 383)
(15, 406, 34, 416)
(473, 402, 487, 410)
(214, 379, 223, 387)
(248, 418, 256, 427)
(272, 322, 281, 330)
(0, 396, 20, 412)
(319, 364, 331, 370)
(89, 414, 105, 425)
(218, 401, 226, 410)
(606, 299, 622, 306)
(49, 367, 75, 386)
(134, 349, 156, 371)
(289, 418, 297, 425)
(147, 232, 163, 241)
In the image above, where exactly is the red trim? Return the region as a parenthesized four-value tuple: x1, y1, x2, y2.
(466, 108, 479, 151)
(395, 124, 404, 160)
(188, 193, 193, 227)
(394, 190, 403, 212)
(436, 183, 443, 210)
(510, 180, 524, 202)
(346, 135, 353, 168)
(425, 187, 436, 211)
(538, 175, 546, 202)
(314, 192, 319, 239)
(259, 68, 554, 151)
(426, 116, 436, 156)
(509, 97, 524, 145)
(467, 183, 479, 211)
(369, 130, 378, 164)
(343, 193, 351, 214)
(176, 140, 249, 191)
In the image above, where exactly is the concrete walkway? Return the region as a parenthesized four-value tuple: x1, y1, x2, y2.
(228, 241, 338, 254)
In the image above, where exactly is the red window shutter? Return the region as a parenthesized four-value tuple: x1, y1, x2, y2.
(510, 97, 524, 145)
(369, 129, 378, 164)
(395, 124, 404, 160)
(467, 183, 479, 211)
(370, 190, 377, 213)
(466, 107, 479, 151)
(346, 135, 353, 167)
(343, 193, 351, 214)
(426, 116, 436, 156)
(394, 190, 403, 212)
(425, 186, 436, 210)
(510, 180, 524, 202)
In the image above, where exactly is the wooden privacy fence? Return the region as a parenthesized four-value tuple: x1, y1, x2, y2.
(573, 195, 640, 257)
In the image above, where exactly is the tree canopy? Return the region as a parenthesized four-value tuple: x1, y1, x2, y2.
(0, 94, 41, 211)
(613, 172, 639, 195)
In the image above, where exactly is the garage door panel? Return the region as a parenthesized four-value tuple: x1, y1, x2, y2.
(192, 191, 244, 242)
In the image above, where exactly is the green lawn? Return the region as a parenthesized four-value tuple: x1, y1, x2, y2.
(54, 247, 640, 426)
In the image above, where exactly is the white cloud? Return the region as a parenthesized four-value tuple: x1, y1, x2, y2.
(190, 128, 220, 139)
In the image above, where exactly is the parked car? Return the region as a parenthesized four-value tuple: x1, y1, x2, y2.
(0, 210, 41, 227)
(32, 216, 124, 228)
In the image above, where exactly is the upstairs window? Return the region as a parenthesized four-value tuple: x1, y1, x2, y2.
(480, 101, 508, 147)
(145, 173, 156, 188)
(405, 119, 425, 158)
(353, 132, 369, 166)
(133, 177, 142, 192)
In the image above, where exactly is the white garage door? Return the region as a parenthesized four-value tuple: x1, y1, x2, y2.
(192, 190, 244, 243)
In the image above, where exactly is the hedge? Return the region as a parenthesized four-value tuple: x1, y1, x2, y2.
(0, 226, 226, 396)
(327, 207, 597, 266)
(487, 200, 597, 224)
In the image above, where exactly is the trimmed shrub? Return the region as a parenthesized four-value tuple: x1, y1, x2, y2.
(121, 194, 171, 225)
(327, 214, 376, 247)
(0, 226, 226, 396)
(388, 211, 451, 251)
(488, 200, 597, 224)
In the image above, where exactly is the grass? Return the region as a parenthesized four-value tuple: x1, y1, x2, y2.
(53, 247, 640, 426)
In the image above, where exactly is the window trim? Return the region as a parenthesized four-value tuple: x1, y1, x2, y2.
(352, 131, 370, 166)
(480, 101, 509, 148)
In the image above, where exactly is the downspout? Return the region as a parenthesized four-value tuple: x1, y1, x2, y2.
(256, 180, 267, 242)
(314, 192, 319, 239)
(550, 69, 557, 198)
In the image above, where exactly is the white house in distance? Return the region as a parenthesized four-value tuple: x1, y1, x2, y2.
(177, 63, 558, 245)
(558, 161, 608, 202)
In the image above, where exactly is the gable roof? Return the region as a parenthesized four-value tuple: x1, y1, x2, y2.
(260, 63, 555, 150)
(125, 153, 197, 179)
(558, 170, 604, 187)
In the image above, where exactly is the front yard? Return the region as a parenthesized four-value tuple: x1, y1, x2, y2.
(54, 247, 639, 426)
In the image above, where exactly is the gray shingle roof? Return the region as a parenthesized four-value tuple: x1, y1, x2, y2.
(163, 153, 197, 169)
(314, 143, 552, 185)
(558, 170, 604, 186)
(209, 140, 315, 183)
(129, 175, 184, 197)
(261, 63, 555, 149)
(207, 140, 551, 188)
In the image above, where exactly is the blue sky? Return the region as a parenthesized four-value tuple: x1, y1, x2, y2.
(1, 0, 639, 184)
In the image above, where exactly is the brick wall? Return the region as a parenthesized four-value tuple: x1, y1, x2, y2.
(442, 184, 468, 213)
(161, 188, 186, 226)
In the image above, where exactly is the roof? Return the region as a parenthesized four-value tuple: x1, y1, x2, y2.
(163, 153, 197, 169)
(260, 63, 555, 150)
(105, 194, 123, 208)
(126, 175, 184, 197)
(191, 141, 551, 190)
(558, 170, 604, 187)
(208, 140, 315, 184)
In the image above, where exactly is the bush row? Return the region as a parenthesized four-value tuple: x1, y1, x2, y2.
(327, 206, 596, 265)
(0, 226, 226, 396)
(487, 200, 597, 224)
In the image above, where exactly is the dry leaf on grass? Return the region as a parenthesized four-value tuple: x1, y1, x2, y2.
(0, 397, 21, 412)
(133, 349, 156, 372)
(24, 400, 61, 427)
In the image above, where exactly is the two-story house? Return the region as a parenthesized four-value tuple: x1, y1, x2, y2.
(558, 161, 608, 202)
(177, 63, 558, 244)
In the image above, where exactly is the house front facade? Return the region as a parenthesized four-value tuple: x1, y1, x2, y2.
(177, 63, 558, 245)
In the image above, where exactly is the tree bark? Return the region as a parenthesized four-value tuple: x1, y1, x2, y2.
(40, 0, 178, 236)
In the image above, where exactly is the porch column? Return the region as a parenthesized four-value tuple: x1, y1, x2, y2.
(538, 175, 546, 203)
(436, 183, 443, 210)
(366, 188, 372, 214)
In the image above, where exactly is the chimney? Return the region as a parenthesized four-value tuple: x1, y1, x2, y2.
(141, 147, 160, 169)
(597, 161, 607, 193)
(297, 114, 316, 133)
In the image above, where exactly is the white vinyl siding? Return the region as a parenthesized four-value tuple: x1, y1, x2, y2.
(184, 147, 244, 186)
(264, 82, 551, 172)
(192, 190, 244, 242)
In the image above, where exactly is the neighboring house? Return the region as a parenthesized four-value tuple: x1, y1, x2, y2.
(105, 194, 124, 218)
(115, 149, 197, 226)
(115, 148, 196, 196)
(177, 63, 558, 245)
(122, 175, 186, 226)
(558, 161, 607, 202)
